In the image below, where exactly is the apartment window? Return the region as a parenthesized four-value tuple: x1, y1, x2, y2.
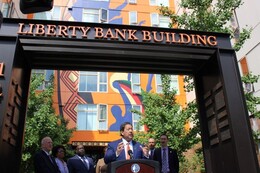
(34, 6, 61, 20)
(129, 11, 137, 25)
(82, 8, 108, 23)
(51, 6, 61, 20)
(156, 74, 179, 94)
(77, 104, 108, 130)
(129, 0, 137, 4)
(151, 13, 170, 27)
(1, 2, 13, 17)
(170, 75, 179, 94)
(150, 0, 169, 6)
(132, 105, 144, 131)
(31, 69, 54, 90)
(98, 104, 108, 130)
(159, 15, 170, 28)
(100, 8, 108, 22)
(151, 13, 159, 26)
(79, 71, 107, 92)
(131, 73, 141, 93)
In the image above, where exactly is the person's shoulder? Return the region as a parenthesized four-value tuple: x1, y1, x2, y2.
(86, 155, 93, 160)
(34, 150, 44, 156)
(68, 155, 77, 161)
(109, 138, 122, 144)
(168, 147, 178, 154)
(34, 150, 45, 161)
(132, 140, 142, 145)
(168, 147, 176, 151)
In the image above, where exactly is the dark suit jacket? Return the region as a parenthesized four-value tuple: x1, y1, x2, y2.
(34, 150, 60, 173)
(104, 138, 146, 164)
(153, 147, 179, 173)
(67, 155, 94, 173)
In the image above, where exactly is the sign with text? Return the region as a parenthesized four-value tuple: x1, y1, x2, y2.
(17, 23, 218, 47)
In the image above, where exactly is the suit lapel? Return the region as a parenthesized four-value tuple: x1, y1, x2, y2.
(77, 155, 88, 170)
(132, 141, 139, 159)
(42, 150, 56, 171)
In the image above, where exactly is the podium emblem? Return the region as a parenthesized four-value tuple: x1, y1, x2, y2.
(131, 164, 140, 173)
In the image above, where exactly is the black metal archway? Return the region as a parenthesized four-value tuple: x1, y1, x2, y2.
(0, 18, 259, 173)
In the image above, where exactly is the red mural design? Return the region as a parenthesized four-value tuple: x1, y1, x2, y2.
(60, 70, 86, 123)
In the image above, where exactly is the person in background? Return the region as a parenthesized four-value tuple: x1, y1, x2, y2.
(95, 146, 108, 173)
(148, 138, 156, 159)
(153, 134, 179, 173)
(67, 144, 94, 173)
(34, 136, 60, 173)
(104, 122, 149, 164)
(52, 145, 69, 173)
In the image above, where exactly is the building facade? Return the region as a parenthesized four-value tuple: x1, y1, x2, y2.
(234, 0, 260, 162)
(1, 0, 188, 158)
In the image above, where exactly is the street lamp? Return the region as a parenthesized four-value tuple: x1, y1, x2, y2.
(20, 0, 53, 14)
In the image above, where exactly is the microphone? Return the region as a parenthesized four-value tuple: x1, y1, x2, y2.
(128, 149, 134, 159)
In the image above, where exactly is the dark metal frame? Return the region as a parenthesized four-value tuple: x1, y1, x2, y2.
(0, 18, 259, 173)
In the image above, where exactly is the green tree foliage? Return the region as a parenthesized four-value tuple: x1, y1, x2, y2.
(20, 74, 75, 173)
(159, 0, 251, 51)
(134, 75, 200, 161)
(135, 1, 254, 171)
(241, 72, 260, 149)
(241, 72, 260, 119)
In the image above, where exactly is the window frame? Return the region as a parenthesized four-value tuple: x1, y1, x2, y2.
(151, 13, 159, 26)
(131, 73, 141, 93)
(100, 8, 108, 23)
(1, 2, 13, 18)
(78, 71, 108, 92)
(129, 11, 138, 25)
(77, 104, 108, 130)
(98, 104, 108, 130)
(82, 8, 108, 23)
(51, 6, 61, 21)
(129, 0, 137, 4)
(132, 105, 144, 131)
(155, 74, 180, 94)
(31, 69, 53, 90)
(149, 0, 169, 7)
(82, 8, 100, 23)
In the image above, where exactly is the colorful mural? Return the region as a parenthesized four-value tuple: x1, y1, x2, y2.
(59, 71, 151, 131)
(44, 0, 182, 145)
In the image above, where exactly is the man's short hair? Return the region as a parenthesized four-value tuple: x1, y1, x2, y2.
(160, 134, 168, 139)
(120, 122, 132, 136)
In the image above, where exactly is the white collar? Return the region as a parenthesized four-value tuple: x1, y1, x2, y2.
(122, 138, 132, 145)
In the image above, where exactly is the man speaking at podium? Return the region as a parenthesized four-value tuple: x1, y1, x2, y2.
(104, 122, 149, 164)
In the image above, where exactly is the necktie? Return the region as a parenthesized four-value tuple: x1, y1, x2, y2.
(149, 149, 154, 159)
(126, 143, 130, 160)
(81, 156, 89, 170)
(48, 154, 54, 164)
(162, 148, 167, 173)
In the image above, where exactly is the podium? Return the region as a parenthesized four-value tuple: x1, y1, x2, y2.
(103, 159, 160, 173)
